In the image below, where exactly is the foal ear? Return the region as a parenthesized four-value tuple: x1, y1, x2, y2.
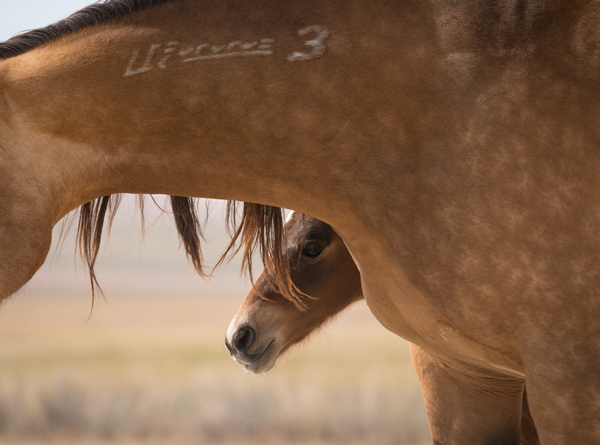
(217, 202, 308, 310)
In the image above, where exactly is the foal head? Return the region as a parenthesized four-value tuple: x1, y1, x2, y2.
(225, 212, 362, 373)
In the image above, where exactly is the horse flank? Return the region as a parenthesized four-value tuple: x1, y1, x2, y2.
(0, 0, 297, 307)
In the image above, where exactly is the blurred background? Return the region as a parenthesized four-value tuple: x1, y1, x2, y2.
(0, 3, 430, 444)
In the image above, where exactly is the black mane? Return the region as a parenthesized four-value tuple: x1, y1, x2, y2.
(0, 0, 179, 60)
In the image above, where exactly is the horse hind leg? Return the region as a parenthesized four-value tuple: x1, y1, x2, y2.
(0, 217, 52, 301)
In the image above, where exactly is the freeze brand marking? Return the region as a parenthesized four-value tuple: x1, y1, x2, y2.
(123, 26, 330, 77)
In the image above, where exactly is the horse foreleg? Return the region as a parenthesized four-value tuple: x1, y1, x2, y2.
(0, 215, 52, 300)
(410, 344, 525, 445)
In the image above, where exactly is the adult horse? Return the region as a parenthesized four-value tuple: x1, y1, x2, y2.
(1, 0, 600, 442)
(226, 212, 540, 444)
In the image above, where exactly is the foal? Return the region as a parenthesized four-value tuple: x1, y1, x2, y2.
(225, 212, 362, 373)
(226, 212, 539, 445)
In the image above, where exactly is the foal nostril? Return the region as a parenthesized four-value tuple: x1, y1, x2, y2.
(225, 338, 234, 355)
(232, 325, 256, 354)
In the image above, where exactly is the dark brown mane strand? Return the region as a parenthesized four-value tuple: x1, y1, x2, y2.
(0, 0, 181, 60)
(218, 202, 306, 309)
(72, 194, 296, 308)
(76, 194, 123, 308)
(170, 196, 206, 276)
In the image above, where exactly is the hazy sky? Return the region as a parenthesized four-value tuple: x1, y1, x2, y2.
(1, 1, 94, 42)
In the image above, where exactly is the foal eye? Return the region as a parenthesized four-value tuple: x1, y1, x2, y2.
(302, 244, 324, 258)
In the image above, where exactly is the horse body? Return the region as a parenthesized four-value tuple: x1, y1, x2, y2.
(2, 0, 600, 441)
(227, 212, 540, 444)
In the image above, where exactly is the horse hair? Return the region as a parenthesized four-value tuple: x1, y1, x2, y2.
(0, 0, 180, 60)
(218, 202, 306, 308)
(2, 0, 300, 307)
(75, 196, 299, 309)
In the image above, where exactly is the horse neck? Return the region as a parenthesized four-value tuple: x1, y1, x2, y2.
(0, 0, 429, 231)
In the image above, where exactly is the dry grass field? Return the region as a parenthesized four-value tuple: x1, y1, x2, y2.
(0, 295, 430, 445)
(0, 199, 431, 444)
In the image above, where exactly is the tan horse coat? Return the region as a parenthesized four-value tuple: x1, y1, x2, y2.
(2, 0, 600, 442)
(227, 213, 540, 444)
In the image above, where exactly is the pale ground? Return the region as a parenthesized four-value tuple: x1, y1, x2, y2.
(0, 197, 431, 444)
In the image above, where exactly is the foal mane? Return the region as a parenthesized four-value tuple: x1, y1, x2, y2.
(0, 0, 180, 60)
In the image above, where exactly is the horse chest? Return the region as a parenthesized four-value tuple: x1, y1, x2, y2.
(361, 272, 525, 378)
